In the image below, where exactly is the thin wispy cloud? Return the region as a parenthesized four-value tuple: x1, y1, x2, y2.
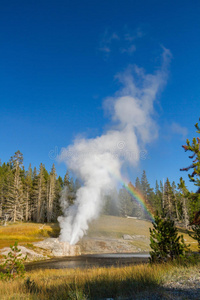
(99, 46, 111, 53)
(170, 122, 188, 139)
(163, 121, 188, 141)
(99, 27, 144, 57)
(124, 27, 144, 42)
(120, 44, 136, 55)
(99, 30, 120, 54)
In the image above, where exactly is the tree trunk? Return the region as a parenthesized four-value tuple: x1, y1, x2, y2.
(183, 197, 189, 228)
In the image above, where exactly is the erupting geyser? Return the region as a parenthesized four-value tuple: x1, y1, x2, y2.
(58, 49, 171, 245)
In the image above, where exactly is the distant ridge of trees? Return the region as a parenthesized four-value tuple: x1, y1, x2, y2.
(0, 150, 79, 223)
(104, 169, 196, 226)
(0, 150, 198, 227)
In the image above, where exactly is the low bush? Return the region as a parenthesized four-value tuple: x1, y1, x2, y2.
(149, 212, 190, 263)
(0, 242, 27, 280)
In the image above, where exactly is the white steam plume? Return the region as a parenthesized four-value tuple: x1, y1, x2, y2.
(58, 49, 171, 245)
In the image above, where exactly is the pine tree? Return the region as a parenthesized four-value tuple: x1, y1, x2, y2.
(31, 167, 37, 221)
(160, 180, 164, 210)
(6, 163, 24, 222)
(181, 121, 200, 185)
(24, 164, 33, 222)
(9, 150, 24, 169)
(149, 212, 188, 263)
(135, 177, 141, 191)
(127, 182, 146, 218)
(140, 171, 155, 219)
(163, 178, 176, 219)
(74, 178, 81, 192)
(140, 170, 149, 197)
(118, 188, 133, 217)
(0, 165, 5, 219)
(178, 178, 190, 228)
(189, 215, 200, 252)
(63, 171, 76, 206)
(179, 119, 200, 250)
(47, 164, 56, 222)
(103, 189, 119, 216)
(180, 119, 200, 217)
(33, 164, 46, 223)
(172, 181, 181, 221)
(1, 164, 12, 222)
(180, 119, 200, 249)
(53, 176, 63, 221)
(154, 180, 163, 214)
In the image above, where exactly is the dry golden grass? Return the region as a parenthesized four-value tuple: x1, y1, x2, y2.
(0, 223, 59, 249)
(1, 260, 199, 299)
(0, 263, 166, 299)
(0, 216, 199, 299)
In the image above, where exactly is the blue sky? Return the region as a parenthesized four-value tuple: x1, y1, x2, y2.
(0, 0, 200, 191)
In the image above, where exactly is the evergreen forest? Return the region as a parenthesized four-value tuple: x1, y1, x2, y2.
(0, 149, 199, 227)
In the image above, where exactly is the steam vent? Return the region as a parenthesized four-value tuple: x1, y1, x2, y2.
(34, 238, 81, 257)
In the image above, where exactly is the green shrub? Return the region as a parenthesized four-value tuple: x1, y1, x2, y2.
(0, 242, 27, 280)
(149, 212, 189, 263)
(189, 224, 200, 252)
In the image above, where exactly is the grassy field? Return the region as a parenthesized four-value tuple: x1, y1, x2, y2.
(0, 216, 199, 299)
(86, 215, 198, 252)
(0, 261, 200, 299)
(0, 263, 164, 299)
(88, 215, 152, 238)
(0, 223, 59, 249)
(0, 215, 198, 252)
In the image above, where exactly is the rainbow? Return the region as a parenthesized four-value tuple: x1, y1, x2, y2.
(124, 182, 155, 221)
(111, 173, 155, 221)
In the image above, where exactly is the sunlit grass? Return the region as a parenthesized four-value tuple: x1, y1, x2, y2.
(87, 215, 153, 237)
(0, 216, 198, 252)
(0, 263, 165, 299)
(0, 223, 60, 249)
(1, 260, 199, 299)
(0, 218, 199, 299)
(86, 215, 198, 251)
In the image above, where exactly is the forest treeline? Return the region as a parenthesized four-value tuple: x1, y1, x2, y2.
(0, 150, 199, 227)
(104, 170, 199, 227)
(0, 151, 81, 223)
